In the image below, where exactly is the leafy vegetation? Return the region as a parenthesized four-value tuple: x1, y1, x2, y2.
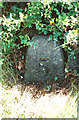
(0, 1, 78, 86)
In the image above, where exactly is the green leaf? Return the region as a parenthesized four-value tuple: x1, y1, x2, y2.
(74, 56, 76, 59)
(56, 32, 61, 37)
(12, 43, 16, 47)
(16, 44, 20, 47)
(25, 8, 27, 11)
(46, 85, 51, 90)
(54, 77, 58, 81)
(61, 12, 66, 20)
(36, 24, 40, 30)
(65, 75, 67, 78)
(48, 35, 53, 41)
(11, 5, 17, 12)
(44, 31, 47, 35)
(54, 8, 60, 15)
(34, 42, 38, 46)
(17, 8, 23, 12)
(33, 45, 36, 49)
(26, 23, 32, 28)
(59, 36, 63, 40)
(22, 55, 24, 60)
(27, 42, 33, 46)
(71, 51, 74, 55)
(19, 35, 24, 40)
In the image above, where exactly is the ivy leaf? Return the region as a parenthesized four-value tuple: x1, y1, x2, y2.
(12, 43, 16, 47)
(48, 35, 53, 41)
(54, 8, 60, 15)
(46, 85, 51, 90)
(11, 5, 17, 12)
(34, 42, 38, 46)
(25, 8, 27, 12)
(59, 36, 63, 40)
(61, 12, 66, 20)
(27, 41, 33, 46)
(44, 31, 47, 35)
(74, 56, 76, 59)
(54, 77, 58, 81)
(33, 45, 36, 49)
(19, 35, 24, 41)
(22, 55, 24, 60)
(56, 32, 61, 37)
(17, 8, 23, 12)
(36, 24, 40, 30)
(16, 44, 20, 47)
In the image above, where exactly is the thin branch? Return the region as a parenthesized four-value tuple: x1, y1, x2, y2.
(53, 40, 74, 50)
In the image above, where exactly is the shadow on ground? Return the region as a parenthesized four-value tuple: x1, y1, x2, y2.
(15, 75, 78, 99)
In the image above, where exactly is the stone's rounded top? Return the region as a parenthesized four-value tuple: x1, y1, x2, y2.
(31, 35, 61, 49)
(24, 35, 64, 83)
(32, 35, 51, 43)
(32, 35, 49, 40)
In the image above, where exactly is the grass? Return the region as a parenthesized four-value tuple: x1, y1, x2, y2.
(0, 82, 77, 118)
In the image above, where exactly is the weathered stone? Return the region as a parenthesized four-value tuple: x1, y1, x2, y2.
(24, 35, 64, 83)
